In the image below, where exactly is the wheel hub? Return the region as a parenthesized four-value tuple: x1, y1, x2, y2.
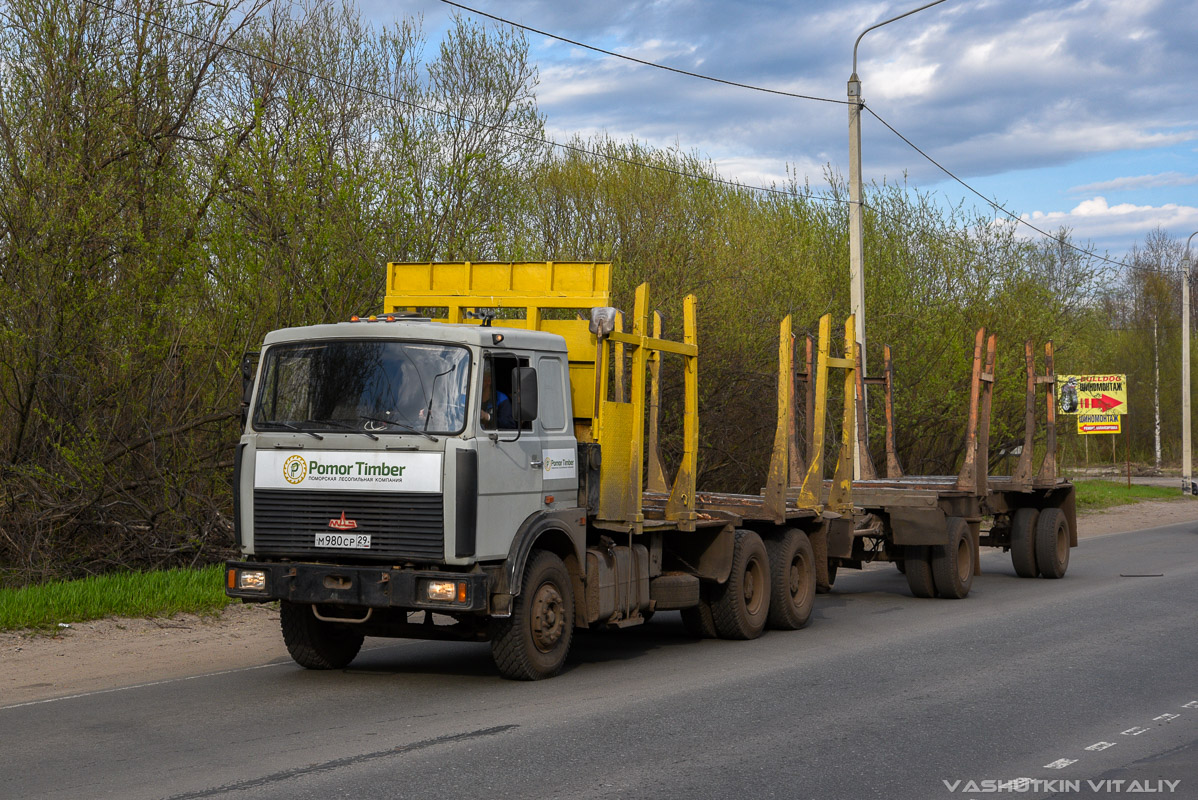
(530, 582, 564, 653)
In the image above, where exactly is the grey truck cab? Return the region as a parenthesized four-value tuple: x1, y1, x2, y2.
(227, 313, 586, 675)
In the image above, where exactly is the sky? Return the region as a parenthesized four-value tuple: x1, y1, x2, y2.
(365, 0, 1198, 271)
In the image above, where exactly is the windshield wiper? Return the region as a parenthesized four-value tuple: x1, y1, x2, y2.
(310, 418, 379, 441)
(358, 415, 438, 442)
(262, 421, 324, 440)
(424, 364, 458, 432)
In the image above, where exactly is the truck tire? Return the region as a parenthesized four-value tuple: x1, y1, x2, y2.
(932, 517, 974, 599)
(1035, 507, 1070, 579)
(1010, 507, 1039, 578)
(903, 546, 937, 598)
(679, 587, 717, 638)
(765, 528, 815, 630)
(279, 601, 364, 670)
(711, 529, 770, 640)
(650, 573, 701, 610)
(490, 550, 575, 680)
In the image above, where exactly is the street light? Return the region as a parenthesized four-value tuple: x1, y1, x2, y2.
(848, 0, 948, 477)
(1184, 231, 1197, 495)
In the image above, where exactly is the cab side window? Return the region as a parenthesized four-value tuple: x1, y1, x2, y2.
(481, 355, 527, 430)
(537, 356, 567, 431)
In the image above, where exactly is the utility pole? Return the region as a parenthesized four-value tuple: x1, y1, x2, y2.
(848, 0, 948, 479)
(1184, 232, 1196, 494)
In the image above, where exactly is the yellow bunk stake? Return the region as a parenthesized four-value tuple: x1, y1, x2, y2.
(826, 316, 856, 513)
(764, 315, 794, 523)
(646, 311, 668, 494)
(664, 295, 698, 526)
(797, 314, 832, 510)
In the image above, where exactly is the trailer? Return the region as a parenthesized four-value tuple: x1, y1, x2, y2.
(811, 330, 1077, 599)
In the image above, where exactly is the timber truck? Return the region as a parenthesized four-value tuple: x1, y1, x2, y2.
(225, 260, 1077, 679)
(226, 261, 855, 679)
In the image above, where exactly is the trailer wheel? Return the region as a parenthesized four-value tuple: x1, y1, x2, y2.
(680, 588, 717, 638)
(903, 546, 937, 598)
(1010, 507, 1039, 578)
(765, 529, 815, 630)
(279, 601, 364, 670)
(490, 550, 575, 680)
(1035, 507, 1070, 579)
(711, 530, 771, 640)
(932, 517, 974, 599)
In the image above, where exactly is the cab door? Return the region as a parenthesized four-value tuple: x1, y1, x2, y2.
(535, 354, 578, 503)
(474, 353, 543, 559)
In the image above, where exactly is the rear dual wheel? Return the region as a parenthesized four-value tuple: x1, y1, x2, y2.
(765, 528, 816, 631)
(1009, 506, 1070, 579)
(903, 517, 974, 599)
(711, 530, 771, 640)
(932, 517, 974, 599)
(1035, 507, 1070, 579)
(904, 546, 936, 598)
(1010, 507, 1039, 578)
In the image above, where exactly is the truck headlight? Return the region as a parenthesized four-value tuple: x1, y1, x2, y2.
(235, 570, 267, 591)
(426, 580, 467, 603)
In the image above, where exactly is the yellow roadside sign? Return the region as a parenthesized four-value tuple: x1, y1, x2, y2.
(1059, 374, 1127, 415)
(1077, 413, 1121, 435)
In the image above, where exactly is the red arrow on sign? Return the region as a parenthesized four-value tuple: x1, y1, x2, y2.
(1085, 394, 1123, 412)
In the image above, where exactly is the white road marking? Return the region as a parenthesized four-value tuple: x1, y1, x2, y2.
(1183, 701, 1198, 709)
(1044, 759, 1077, 769)
(1084, 742, 1116, 751)
(1120, 726, 1149, 736)
(1153, 713, 1180, 722)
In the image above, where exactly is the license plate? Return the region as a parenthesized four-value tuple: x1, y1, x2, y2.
(315, 532, 371, 549)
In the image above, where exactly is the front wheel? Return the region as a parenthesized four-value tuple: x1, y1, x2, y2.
(279, 601, 364, 670)
(491, 550, 575, 680)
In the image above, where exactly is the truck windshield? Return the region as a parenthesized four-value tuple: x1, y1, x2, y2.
(253, 340, 470, 435)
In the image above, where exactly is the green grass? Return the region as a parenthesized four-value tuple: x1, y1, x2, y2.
(0, 564, 234, 632)
(1073, 479, 1182, 511)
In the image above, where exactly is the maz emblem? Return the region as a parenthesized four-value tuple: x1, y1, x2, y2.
(328, 512, 359, 530)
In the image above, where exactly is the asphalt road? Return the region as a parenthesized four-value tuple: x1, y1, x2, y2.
(4, 520, 1197, 800)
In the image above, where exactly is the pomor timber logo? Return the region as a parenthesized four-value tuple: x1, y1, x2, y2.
(282, 454, 307, 485)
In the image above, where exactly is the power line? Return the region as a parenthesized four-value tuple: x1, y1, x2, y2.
(438, 0, 850, 107)
(79, 0, 1121, 277)
(441, 0, 1122, 272)
(863, 106, 1129, 270)
(79, 0, 842, 209)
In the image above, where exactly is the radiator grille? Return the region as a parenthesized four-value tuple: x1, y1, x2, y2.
(252, 489, 444, 561)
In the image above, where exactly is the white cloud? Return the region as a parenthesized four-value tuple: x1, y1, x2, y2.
(1019, 196, 1198, 247)
(1071, 172, 1198, 193)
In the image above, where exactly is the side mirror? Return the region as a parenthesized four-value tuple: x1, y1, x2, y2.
(514, 366, 538, 423)
(240, 352, 259, 425)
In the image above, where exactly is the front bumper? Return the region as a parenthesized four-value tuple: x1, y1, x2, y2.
(225, 561, 490, 612)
